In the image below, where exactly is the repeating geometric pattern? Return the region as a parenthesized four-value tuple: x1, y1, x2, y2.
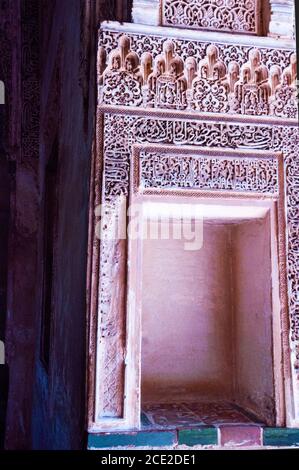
(98, 34, 297, 119)
(162, 0, 257, 34)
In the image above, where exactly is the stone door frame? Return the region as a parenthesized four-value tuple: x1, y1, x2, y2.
(127, 146, 287, 430)
(87, 125, 293, 432)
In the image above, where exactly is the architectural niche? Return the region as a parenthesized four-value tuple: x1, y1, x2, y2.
(88, 2, 299, 444)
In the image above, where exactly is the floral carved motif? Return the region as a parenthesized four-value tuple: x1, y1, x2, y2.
(99, 36, 143, 107)
(94, 114, 135, 418)
(96, 203, 126, 418)
(162, 0, 258, 34)
(269, 54, 298, 119)
(98, 35, 297, 119)
(187, 47, 228, 112)
(100, 29, 293, 71)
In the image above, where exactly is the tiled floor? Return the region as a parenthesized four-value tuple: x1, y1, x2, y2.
(141, 401, 263, 429)
(88, 401, 299, 449)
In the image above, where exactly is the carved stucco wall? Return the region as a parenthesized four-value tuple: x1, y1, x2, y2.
(132, 0, 295, 38)
(162, 0, 260, 34)
(98, 29, 297, 118)
(88, 18, 299, 431)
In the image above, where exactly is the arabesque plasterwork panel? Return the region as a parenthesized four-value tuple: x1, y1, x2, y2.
(98, 31, 297, 119)
(131, 0, 295, 39)
(162, 0, 258, 35)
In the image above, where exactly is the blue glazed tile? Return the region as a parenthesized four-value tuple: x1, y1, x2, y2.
(88, 430, 177, 449)
(263, 428, 299, 447)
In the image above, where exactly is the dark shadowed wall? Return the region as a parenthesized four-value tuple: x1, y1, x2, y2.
(1, 0, 130, 450)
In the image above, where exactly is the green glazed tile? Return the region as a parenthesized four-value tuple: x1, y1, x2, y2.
(178, 428, 217, 446)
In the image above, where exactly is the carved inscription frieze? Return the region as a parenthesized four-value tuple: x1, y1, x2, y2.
(139, 150, 279, 193)
(133, 117, 276, 149)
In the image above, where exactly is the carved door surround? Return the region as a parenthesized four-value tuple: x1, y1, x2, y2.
(129, 146, 286, 429)
(87, 22, 299, 433)
(88, 112, 297, 432)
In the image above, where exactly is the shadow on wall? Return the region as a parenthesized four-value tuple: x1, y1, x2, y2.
(0, 364, 8, 449)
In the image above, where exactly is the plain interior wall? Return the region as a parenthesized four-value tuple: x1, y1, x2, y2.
(141, 211, 275, 424)
(141, 221, 234, 403)
(232, 214, 275, 425)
